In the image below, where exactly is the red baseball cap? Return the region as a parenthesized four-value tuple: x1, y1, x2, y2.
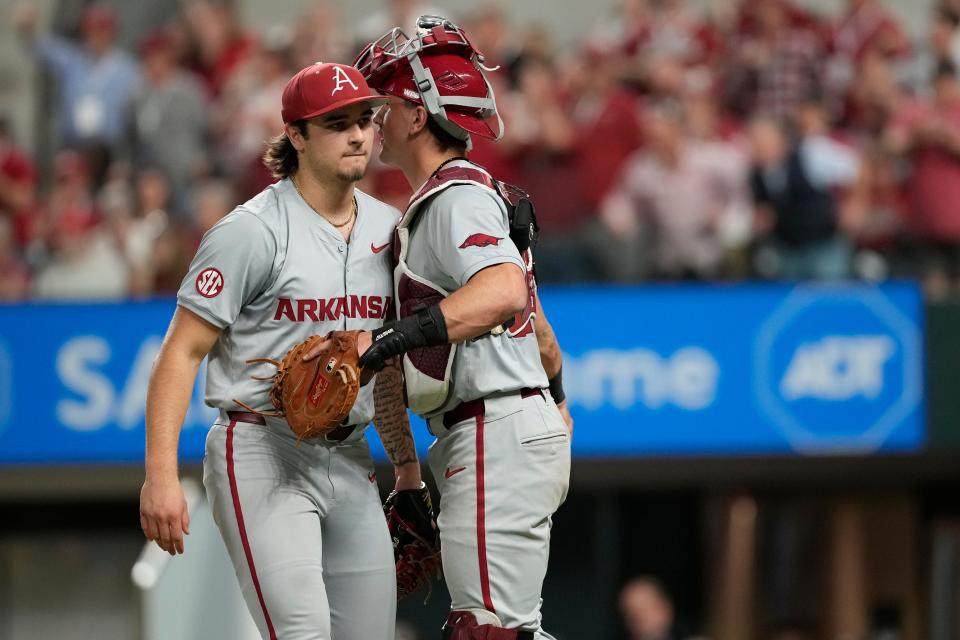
(281, 62, 387, 124)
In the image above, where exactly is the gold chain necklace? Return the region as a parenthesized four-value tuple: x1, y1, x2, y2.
(292, 177, 357, 228)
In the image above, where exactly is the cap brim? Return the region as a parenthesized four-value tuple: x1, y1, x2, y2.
(290, 94, 390, 123)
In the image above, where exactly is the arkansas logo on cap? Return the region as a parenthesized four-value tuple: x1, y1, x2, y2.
(281, 62, 387, 124)
(331, 66, 358, 95)
(458, 233, 502, 249)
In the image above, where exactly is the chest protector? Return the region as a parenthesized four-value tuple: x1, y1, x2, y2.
(394, 164, 538, 415)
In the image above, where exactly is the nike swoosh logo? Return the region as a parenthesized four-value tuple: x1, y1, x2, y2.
(444, 466, 467, 479)
(368, 472, 377, 483)
(371, 242, 390, 254)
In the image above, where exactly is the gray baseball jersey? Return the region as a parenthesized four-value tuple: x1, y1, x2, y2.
(402, 162, 547, 416)
(179, 178, 400, 640)
(178, 179, 396, 432)
(400, 160, 569, 638)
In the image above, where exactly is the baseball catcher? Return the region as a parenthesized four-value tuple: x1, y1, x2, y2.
(353, 15, 572, 639)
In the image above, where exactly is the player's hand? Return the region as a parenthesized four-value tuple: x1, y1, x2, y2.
(300, 331, 378, 385)
(557, 400, 574, 435)
(356, 331, 377, 385)
(301, 336, 331, 362)
(301, 331, 372, 362)
(357, 330, 372, 357)
(139, 475, 190, 556)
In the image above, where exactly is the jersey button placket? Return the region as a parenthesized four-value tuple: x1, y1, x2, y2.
(340, 242, 349, 330)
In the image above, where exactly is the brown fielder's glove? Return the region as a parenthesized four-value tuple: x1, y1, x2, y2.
(234, 331, 362, 440)
(385, 484, 441, 600)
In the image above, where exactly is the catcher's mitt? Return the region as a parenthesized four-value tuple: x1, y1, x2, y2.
(234, 331, 362, 440)
(385, 484, 442, 600)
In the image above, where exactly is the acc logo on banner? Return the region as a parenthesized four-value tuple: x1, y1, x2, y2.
(754, 286, 922, 454)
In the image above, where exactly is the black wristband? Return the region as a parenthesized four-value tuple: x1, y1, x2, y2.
(548, 367, 565, 404)
(371, 305, 447, 348)
(362, 304, 449, 372)
(410, 304, 448, 346)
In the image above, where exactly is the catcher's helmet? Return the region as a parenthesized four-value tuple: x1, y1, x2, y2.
(353, 15, 503, 147)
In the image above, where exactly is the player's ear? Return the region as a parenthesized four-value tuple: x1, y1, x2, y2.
(409, 105, 429, 136)
(285, 122, 307, 152)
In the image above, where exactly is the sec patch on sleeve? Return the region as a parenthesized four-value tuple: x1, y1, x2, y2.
(458, 233, 502, 249)
(196, 267, 224, 298)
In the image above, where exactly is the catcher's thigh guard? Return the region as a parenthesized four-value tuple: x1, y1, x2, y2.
(441, 610, 534, 640)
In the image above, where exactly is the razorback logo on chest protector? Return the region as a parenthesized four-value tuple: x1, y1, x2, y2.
(393, 165, 537, 415)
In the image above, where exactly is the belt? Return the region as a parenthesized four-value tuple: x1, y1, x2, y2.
(442, 388, 544, 429)
(226, 411, 358, 442)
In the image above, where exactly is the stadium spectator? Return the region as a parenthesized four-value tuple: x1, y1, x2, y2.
(748, 106, 863, 280)
(500, 53, 591, 282)
(180, 0, 256, 99)
(14, 3, 140, 182)
(355, 0, 447, 46)
(128, 28, 211, 215)
(3, 0, 957, 298)
(191, 178, 234, 237)
(217, 27, 292, 200)
(825, 0, 909, 110)
(899, 5, 960, 97)
(289, 2, 350, 70)
(41, 150, 98, 254)
(619, 576, 690, 640)
(31, 151, 129, 300)
(831, 0, 910, 65)
(149, 222, 193, 296)
(723, 0, 824, 121)
(569, 48, 645, 215)
(461, 5, 513, 67)
(30, 214, 130, 300)
(645, 0, 708, 64)
(99, 172, 164, 297)
(601, 102, 748, 281)
(884, 61, 960, 298)
(0, 217, 30, 301)
(586, 0, 651, 89)
(0, 117, 40, 251)
(844, 50, 904, 136)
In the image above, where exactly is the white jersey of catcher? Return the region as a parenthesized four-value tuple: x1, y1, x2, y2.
(178, 179, 397, 432)
(398, 160, 547, 417)
(399, 159, 569, 639)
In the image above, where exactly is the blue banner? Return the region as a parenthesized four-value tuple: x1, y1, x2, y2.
(0, 283, 925, 465)
(548, 283, 924, 456)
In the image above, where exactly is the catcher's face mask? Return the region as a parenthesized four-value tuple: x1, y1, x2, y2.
(353, 15, 503, 147)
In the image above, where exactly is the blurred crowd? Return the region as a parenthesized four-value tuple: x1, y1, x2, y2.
(3, 0, 960, 301)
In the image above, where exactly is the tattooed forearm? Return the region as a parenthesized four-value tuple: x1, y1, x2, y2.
(373, 361, 418, 467)
(534, 291, 562, 377)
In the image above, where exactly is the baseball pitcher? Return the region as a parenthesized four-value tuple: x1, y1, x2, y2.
(139, 63, 418, 640)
